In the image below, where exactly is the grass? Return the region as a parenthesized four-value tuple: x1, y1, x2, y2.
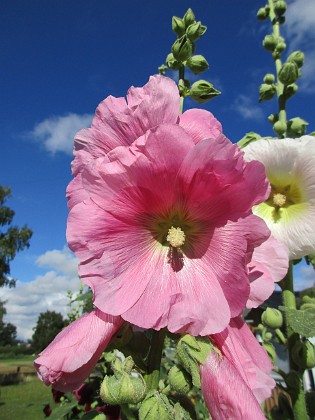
(0, 355, 35, 374)
(0, 376, 56, 420)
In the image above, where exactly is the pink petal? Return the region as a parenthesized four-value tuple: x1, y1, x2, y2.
(34, 310, 123, 391)
(179, 108, 222, 144)
(247, 235, 289, 308)
(201, 350, 266, 420)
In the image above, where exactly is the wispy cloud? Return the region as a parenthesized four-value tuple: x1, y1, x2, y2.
(285, 0, 315, 93)
(1, 246, 80, 340)
(232, 94, 264, 121)
(293, 262, 315, 291)
(31, 113, 92, 155)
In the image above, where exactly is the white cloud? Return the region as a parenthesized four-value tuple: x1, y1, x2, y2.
(31, 113, 92, 155)
(0, 247, 80, 341)
(293, 262, 315, 291)
(232, 94, 264, 121)
(285, 0, 315, 93)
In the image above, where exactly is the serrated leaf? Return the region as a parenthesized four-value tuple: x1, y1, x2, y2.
(279, 306, 315, 338)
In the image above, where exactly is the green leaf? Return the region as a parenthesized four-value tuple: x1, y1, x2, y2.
(279, 306, 315, 338)
(48, 402, 78, 420)
(81, 411, 106, 420)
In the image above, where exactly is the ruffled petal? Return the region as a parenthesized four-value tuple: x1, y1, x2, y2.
(178, 109, 222, 144)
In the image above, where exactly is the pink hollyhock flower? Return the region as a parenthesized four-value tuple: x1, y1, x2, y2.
(247, 235, 289, 308)
(201, 317, 275, 419)
(67, 76, 271, 336)
(34, 309, 123, 391)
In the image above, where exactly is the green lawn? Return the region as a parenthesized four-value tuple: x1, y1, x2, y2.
(0, 376, 56, 419)
(0, 355, 35, 374)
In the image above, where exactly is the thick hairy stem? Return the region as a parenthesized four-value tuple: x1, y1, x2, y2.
(144, 329, 166, 391)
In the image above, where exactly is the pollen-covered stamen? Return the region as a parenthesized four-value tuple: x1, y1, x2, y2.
(273, 192, 287, 208)
(167, 226, 186, 248)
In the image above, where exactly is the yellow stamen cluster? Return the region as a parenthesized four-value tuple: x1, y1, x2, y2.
(273, 192, 287, 208)
(166, 226, 186, 248)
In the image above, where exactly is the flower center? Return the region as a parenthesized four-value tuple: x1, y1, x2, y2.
(273, 192, 286, 208)
(166, 226, 186, 248)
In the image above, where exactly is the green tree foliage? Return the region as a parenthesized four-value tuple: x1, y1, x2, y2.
(0, 185, 33, 287)
(32, 310, 66, 352)
(0, 299, 17, 346)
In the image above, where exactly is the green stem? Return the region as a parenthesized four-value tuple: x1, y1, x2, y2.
(179, 64, 185, 114)
(144, 329, 166, 391)
(268, 0, 287, 137)
(279, 262, 308, 419)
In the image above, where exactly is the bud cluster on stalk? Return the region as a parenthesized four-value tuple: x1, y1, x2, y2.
(159, 8, 220, 104)
(256, 0, 309, 138)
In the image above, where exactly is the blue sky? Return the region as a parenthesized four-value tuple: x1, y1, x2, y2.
(1, 0, 314, 340)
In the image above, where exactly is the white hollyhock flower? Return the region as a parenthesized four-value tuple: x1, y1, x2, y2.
(243, 135, 315, 259)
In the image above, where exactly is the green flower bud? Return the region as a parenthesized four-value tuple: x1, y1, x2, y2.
(263, 34, 277, 51)
(284, 83, 298, 99)
(186, 22, 206, 42)
(237, 132, 261, 148)
(262, 308, 283, 329)
(263, 73, 275, 84)
(172, 16, 185, 37)
(158, 64, 167, 76)
(273, 120, 287, 136)
(276, 41, 286, 53)
(139, 392, 173, 420)
(274, 1, 287, 16)
(172, 36, 193, 62)
(287, 50, 305, 68)
(292, 340, 315, 370)
(279, 61, 299, 85)
(186, 55, 209, 75)
(257, 7, 269, 20)
(268, 113, 279, 124)
(259, 83, 277, 102)
(190, 80, 221, 104)
(177, 335, 213, 387)
(168, 365, 192, 394)
(100, 357, 146, 405)
(263, 342, 277, 364)
(183, 8, 195, 29)
(287, 117, 308, 138)
(165, 53, 181, 70)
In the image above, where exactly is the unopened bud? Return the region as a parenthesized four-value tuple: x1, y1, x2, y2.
(177, 335, 213, 387)
(139, 392, 173, 420)
(186, 55, 209, 74)
(287, 117, 308, 138)
(285, 83, 298, 99)
(172, 36, 193, 62)
(262, 308, 283, 329)
(292, 340, 315, 370)
(287, 51, 305, 68)
(264, 73, 275, 84)
(276, 41, 286, 53)
(268, 113, 279, 124)
(165, 53, 181, 70)
(279, 61, 299, 85)
(237, 132, 261, 148)
(263, 34, 277, 51)
(186, 22, 206, 42)
(257, 7, 269, 20)
(259, 83, 276, 102)
(183, 8, 195, 28)
(273, 121, 287, 136)
(274, 1, 287, 16)
(100, 357, 146, 405)
(190, 80, 221, 104)
(172, 16, 185, 37)
(168, 365, 192, 394)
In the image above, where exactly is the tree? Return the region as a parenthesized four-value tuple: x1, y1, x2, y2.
(0, 185, 33, 287)
(0, 299, 17, 346)
(32, 311, 66, 352)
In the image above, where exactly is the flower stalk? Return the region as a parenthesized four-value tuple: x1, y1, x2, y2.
(144, 329, 166, 391)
